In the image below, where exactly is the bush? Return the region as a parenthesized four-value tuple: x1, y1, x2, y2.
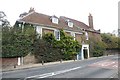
(88, 35, 106, 57)
(2, 24, 34, 58)
(33, 33, 61, 63)
(92, 42, 106, 57)
(34, 30, 81, 62)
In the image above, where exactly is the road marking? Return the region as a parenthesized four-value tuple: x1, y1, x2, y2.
(89, 60, 118, 69)
(26, 66, 82, 79)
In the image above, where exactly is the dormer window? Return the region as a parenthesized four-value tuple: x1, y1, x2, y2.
(66, 19, 73, 27)
(68, 22, 73, 27)
(51, 15, 58, 24)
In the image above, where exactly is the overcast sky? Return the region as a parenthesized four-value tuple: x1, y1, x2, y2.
(0, 0, 119, 33)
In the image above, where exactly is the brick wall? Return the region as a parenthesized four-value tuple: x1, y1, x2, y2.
(0, 54, 37, 69)
(42, 28, 54, 34)
(105, 50, 118, 55)
(23, 54, 37, 64)
(65, 32, 71, 36)
(75, 34, 82, 43)
(0, 57, 18, 69)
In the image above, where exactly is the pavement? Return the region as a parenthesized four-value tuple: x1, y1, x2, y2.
(1, 55, 113, 72)
(1, 60, 76, 72)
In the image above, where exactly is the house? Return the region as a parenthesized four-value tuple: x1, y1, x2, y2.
(15, 8, 101, 61)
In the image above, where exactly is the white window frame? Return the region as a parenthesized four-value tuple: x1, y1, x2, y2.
(36, 26, 42, 38)
(85, 32, 89, 40)
(52, 17, 58, 24)
(68, 21, 73, 27)
(71, 32, 75, 40)
(54, 30, 60, 40)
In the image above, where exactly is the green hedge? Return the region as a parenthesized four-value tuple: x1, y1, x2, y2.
(33, 30, 81, 63)
(2, 24, 34, 58)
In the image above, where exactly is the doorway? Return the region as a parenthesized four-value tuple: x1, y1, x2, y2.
(83, 49, 88, 59)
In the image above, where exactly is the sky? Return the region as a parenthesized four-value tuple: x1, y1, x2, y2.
(0, 0, 119, 33)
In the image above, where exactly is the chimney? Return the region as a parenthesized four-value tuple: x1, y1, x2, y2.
(29, 7, 35, 13)
(88, 13, 94, 29)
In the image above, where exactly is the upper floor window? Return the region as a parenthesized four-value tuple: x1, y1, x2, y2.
(66, 19, 73, 27)
(85, 32, 89, 40)
(71, 32, 75, 40)
(55, 30, 60, 40)
(36, 26, 42, 38)
(51, 15, 58, 24)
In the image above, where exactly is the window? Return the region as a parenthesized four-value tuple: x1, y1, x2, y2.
(36, 26, 42, 38)
(85, 32, 89, 40)
(18, 24, 22, 27)
(53, 18, 58, 24)
(51, 16, 58, 24)
(66, 19, 73, 27)
(55, 30, 60, 40)
(71, 32, 75, 40)
(68, 22, 73, 27)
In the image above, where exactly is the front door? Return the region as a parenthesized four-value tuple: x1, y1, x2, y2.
(83, 49, 88, 59)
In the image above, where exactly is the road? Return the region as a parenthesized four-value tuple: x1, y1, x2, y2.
(2, 55, 119, 79)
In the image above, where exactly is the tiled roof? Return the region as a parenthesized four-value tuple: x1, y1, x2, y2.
(59, 16, 89, 30)
(18, 11, 99, 33)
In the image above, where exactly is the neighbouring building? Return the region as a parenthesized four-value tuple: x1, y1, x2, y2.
(15, 8, 101, 63)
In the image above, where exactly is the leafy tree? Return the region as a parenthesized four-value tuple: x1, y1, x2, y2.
(34, 29, 81, 62)
(2, 24, 34, 57)
(101, 33, 118, 50)
(53, 30, 81, 60)
(88, 34, 106, 57)
(33, 33, 61, 63)
(92, 41, 106, 57)
(0, 11, 10, 27)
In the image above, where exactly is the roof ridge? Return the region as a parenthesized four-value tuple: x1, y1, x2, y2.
(60, 16, 86, 24)
(19, 11, 35, 20)
(35, 12, 51, 17)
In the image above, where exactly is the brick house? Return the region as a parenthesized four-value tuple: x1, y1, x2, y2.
(16, 8, 101, 61)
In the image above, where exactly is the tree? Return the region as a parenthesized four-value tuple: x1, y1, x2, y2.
(33, 29, 81, 62)
(101, 33, 118, 50)
(0, 11, 10, 27)
(53, 30, 81, 60)
(92, 41, 106, 57)
(33, 33, 61, 63)
(2, 24, 34, 57)
(87, 33, 106, 57)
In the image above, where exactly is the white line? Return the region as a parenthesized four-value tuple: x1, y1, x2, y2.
(26, 66, 82, 79)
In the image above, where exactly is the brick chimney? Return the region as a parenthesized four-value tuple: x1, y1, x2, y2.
(88, 13, 94, 29)
(29, 7, 35, 13)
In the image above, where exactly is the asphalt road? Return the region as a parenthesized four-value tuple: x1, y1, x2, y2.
(2, 55, 119, 79)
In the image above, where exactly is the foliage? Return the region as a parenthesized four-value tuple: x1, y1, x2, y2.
(2, 24, 34, 57)
(34, 30, 81, 62)
(101, 33, 118, 50)
(0, 11, 10, 27)
(92, 41, 106, 57)
(56, 30, 81, 60)
(33, 33, 61, 63)
(88, 34, 106, 57)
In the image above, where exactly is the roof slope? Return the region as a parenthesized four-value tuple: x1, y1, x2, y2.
(18, 11, 99, 33)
